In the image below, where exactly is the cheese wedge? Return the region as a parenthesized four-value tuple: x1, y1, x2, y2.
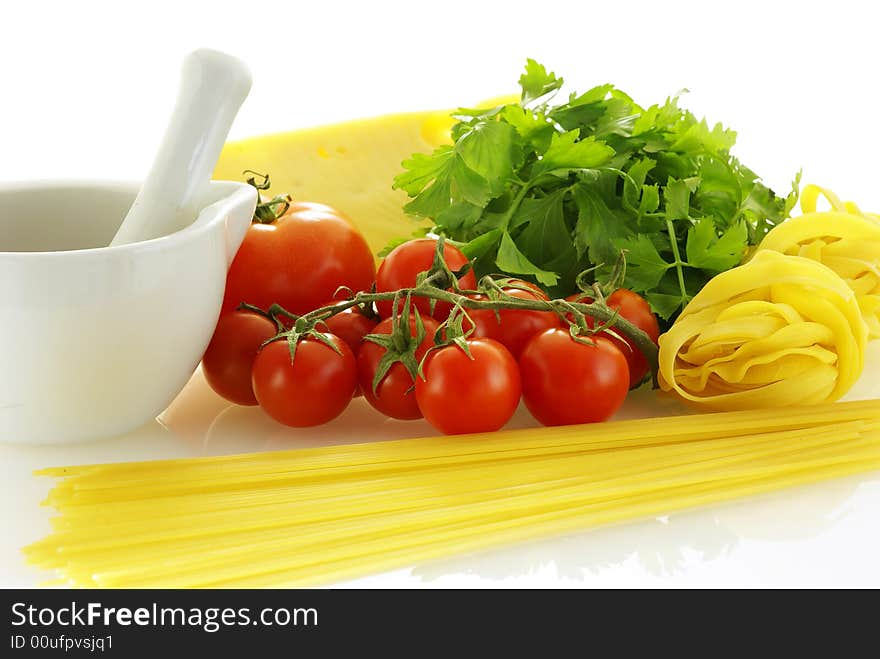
(213, 110, 455, 254)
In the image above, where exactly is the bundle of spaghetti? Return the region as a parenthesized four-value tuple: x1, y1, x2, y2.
(25, 399, 880, 587)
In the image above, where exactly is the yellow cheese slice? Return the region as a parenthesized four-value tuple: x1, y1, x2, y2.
(213, 111, 451, 254)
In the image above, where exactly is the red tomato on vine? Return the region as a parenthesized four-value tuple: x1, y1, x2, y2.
(519, 329, 629, 426)
(252, 334, 357, 427)
(415, 338, 521, 435)
(474, 281, 561, 359)
(321, 303, 378, 356)
(375, 239, 476, 320)
(357, 314, 440, 420)
(567, 289, 660, 386)
(223, 201, 376, 316)
(202, 310, 278, 406)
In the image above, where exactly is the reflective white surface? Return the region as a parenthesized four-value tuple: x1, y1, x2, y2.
(4, 343, 879, 588)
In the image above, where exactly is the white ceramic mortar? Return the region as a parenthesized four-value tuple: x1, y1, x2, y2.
(0, 179, 256, 443)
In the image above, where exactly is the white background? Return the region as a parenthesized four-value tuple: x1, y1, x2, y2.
(1, 0, 879, 588)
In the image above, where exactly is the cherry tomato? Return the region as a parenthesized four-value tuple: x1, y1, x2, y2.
(321, 304, 378, 356)
(357, 314, 440, 420)
(567, 289, 660, 386)
(464, 281, 562, 358)
(519, 328, 629, 426)
(202, 310, 277, 405)
(252, 334, 357, 427)
(375, 239, 476, 320)
(461, 294, 503, 342)
(321, 302, 378, 398)
(416, 339, 521, 435)
(223, 201, 376, 316)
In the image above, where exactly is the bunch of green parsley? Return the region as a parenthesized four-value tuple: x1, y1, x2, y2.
(392, 60, 799, 321)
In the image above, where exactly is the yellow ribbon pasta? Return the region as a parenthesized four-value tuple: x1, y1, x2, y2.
(756, 184, 880, 337)
(658, 250, 867, 411)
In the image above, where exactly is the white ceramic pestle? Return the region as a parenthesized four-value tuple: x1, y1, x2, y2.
(110, 49, 252, 246)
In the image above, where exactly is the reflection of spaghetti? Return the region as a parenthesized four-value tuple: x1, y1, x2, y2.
(27, 400, 880, 587)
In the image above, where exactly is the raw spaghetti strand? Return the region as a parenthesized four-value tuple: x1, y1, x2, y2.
(38, 432, 879, 588)
(30, 424, 868, 578)
(37, 422, 873, 541)
(25, 400, 880, 587)
(40, 399, 880, 506)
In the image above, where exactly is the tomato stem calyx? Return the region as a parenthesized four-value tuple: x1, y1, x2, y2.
(242, 169, 294, 224)
(246, 304, 344, 365)
(360, 295, 429, 395)
(242, 169, 272, 191)
(253, 193, 292, 224)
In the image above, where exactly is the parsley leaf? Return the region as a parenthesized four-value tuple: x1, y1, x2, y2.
(664, 178, 692, 221)
(646, 292, 685, 321)
(496, 231, 559, 286)
(397, 148, 492, 218)
(686, 218, 749, 273)
(519, 59, 564, 105)
(532, 132, 615, 176)
(455, 121, 522, 194)
(573, 184, 632, 266)
(619, 234, 671, 291)
(392, 60, 797, 321)
(501, 105, 555, 151)
(515, 189, 570, 266)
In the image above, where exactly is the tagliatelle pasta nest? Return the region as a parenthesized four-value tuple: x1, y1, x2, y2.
(658, 250, 867, 411)
(756, 184, 880, 338)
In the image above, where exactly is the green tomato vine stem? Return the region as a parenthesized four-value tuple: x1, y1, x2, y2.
(245, 269, 660, 383)
(665, 218, 690, 306)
